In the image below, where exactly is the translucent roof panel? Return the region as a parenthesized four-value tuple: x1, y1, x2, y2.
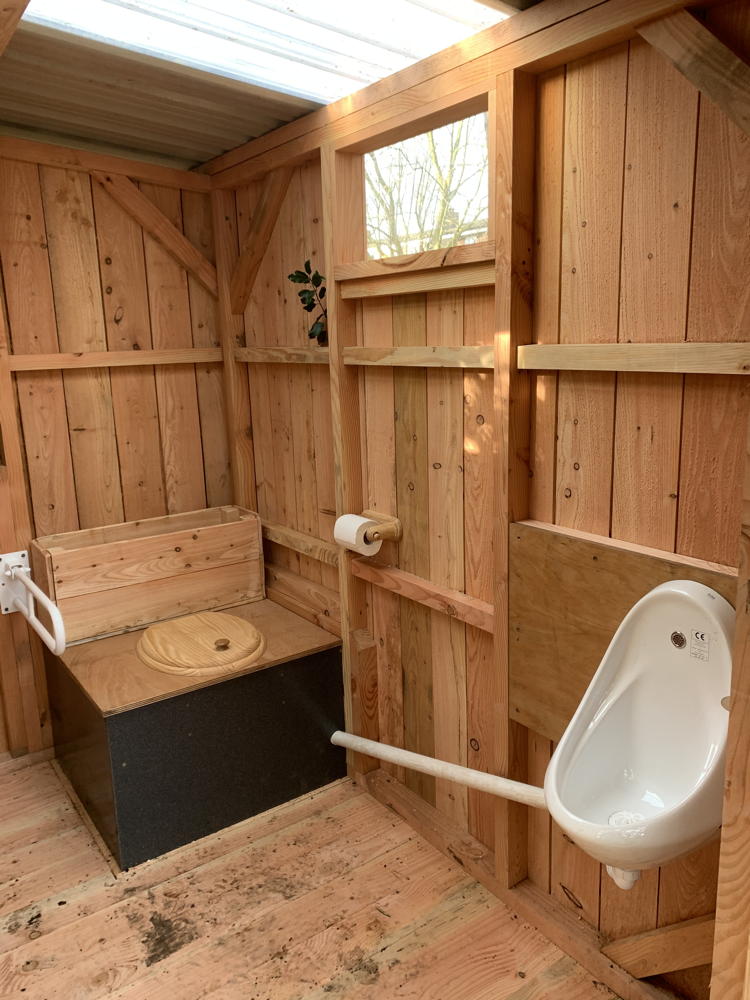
(22, 0, 508, 106)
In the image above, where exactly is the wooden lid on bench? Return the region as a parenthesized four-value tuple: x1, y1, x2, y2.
(136, 611, 266, 676)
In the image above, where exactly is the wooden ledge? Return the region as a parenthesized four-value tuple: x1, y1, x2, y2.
(9, 348, 223, 371)
(235, 347, 330, 365)
(343, 346, 493, 369)
(340, 261, 495, 299)
(334, 242, 494, 282)
(518, 342, 750, 375)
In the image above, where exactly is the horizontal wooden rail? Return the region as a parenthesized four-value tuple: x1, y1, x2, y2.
(343, 346, 493, 369)
(265, 562, 341, 638)
(518, 342, 750, 375)
(334, 241, 495, 282)
(235, 347, 330, 365)
(261, 521, 339, 567)
(8, 348, 223, 371)
(340, 261, 494, 300)
(351, 559, 494, 634)
(601, 913, 716, 979)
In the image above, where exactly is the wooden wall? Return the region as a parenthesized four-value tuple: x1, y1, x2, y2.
(524, 7, 750, 997)
(232, 162, 339, 631)
(0, 2, 747, 996)
(0, 154, 231, 755)
(206, 7, 750, 996)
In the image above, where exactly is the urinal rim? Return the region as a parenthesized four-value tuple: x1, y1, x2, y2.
(544, 579, 734, 855)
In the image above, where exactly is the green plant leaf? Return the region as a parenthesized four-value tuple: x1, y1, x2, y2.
(303, 301, 316, 312)
(304, 259, 312, 275)
(311, 271, 322, 288)
(318, 286, 326, 300)
(288, 270, 309, 283)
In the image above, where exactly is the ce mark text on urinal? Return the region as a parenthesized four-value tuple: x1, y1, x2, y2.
(690, 628, 711, 661)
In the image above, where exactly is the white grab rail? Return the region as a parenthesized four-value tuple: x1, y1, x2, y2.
(331, 730, 547, 810)
(0, 551, 66, 656)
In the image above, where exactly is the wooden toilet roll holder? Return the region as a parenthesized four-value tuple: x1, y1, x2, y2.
(362, 510, 402, 544)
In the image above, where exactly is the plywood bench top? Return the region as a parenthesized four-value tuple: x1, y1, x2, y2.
(57, 599, 340, 716)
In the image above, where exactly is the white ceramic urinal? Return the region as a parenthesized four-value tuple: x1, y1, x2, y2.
(544, 580, 734, 890)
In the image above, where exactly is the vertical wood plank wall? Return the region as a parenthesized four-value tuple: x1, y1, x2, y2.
(218, 7, 747, 999)
(528, 8, 750, 998)
(0, 4, 747, 996)
(0, 156, 232, 754)
(233, 162, 339, 630)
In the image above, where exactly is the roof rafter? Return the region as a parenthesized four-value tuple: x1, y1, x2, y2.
(0, 1, 30, 57)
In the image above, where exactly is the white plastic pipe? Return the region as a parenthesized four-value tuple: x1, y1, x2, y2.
(331, 730, 547, 810)
(9, 566, 67, 656)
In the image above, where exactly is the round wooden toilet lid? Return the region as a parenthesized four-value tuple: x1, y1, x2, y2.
(136, 611, 267, 676)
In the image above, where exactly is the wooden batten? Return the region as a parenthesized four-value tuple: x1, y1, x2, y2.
(235, 346, 330, 364)
(343, 346, 494, 369)
(92, 172, 218, 296)
(638, 10, 750, 138)
(229, 165, 294, 313)
(8, 348, 222, 371)
(603, 914, 716, 979)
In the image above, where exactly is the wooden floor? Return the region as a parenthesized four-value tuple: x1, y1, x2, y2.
(0, 757, 618, 999)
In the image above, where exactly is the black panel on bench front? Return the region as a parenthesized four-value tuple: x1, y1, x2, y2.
(107, 647, 346, 868)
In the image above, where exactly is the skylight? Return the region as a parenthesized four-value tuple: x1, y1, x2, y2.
(22, 0, 507, 106)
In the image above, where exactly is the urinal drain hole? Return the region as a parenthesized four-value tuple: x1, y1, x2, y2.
(609, 810, 645, 827)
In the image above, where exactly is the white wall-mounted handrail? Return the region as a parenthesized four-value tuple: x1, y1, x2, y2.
(0, 552, 66, 656)
(331, 730, 547, 810)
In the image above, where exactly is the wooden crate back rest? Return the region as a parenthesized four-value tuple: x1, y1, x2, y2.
(509, 520, 737, 743)
(31, 505, 264, 644)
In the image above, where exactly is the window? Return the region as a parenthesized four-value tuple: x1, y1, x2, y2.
(365, 113, 490, 260)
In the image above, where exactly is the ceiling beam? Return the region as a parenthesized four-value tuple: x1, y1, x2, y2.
(0, 2, 30, 58)
(638, 10, 750, 138)
(473, 0, 543, 12)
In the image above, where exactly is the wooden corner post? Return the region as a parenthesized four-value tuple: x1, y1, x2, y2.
(712, 415, 750, 1000)
(492, 69, 536, 889)
(320, 145, 379, 774)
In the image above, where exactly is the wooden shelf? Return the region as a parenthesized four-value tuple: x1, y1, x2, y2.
(518, 342, 750, 374)
(234, 346, 330, 365)
(8, 348, 223, 371)
(343, 346, 493, 369)
(339, 261, 494, 299)
(334, 241, 494, 282)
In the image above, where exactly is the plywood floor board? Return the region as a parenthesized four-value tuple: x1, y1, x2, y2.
(0, 758, 623, 1000)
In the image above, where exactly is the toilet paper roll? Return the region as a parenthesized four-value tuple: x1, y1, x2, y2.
(334, 514, 383, 556)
